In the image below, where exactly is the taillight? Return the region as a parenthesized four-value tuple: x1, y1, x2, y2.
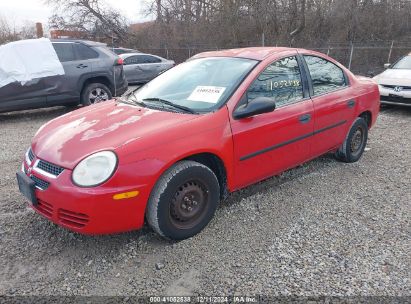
(115, 57, 124, 65)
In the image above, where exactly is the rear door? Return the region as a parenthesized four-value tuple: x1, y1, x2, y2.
(45, 42, 92, 105)
(140, 55, 163, 80)
(301, 54, 354, 157)
(230, 55, 314, 188)
(123, 54, 162, 83)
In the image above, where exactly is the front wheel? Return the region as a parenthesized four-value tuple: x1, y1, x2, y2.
(81, 83, 112, 106)
(146, 161, 220, 240)
(335, 117, 368, 163)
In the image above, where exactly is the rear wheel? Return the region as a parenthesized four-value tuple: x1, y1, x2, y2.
(146, 161, 220, 240)
(81, 83, 112, 106)
(335, 117, 368, 163)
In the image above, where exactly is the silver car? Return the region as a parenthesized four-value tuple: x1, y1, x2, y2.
(120, 53, 175, 84)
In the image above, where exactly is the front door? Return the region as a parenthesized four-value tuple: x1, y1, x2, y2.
(230, 55, 314, 188)
(0, 78, 47, 112)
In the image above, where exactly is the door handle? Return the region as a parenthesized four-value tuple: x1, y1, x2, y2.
(347, 100, 356, 108)
(76, 64, 88, 69)
(299, 113, 311, 124)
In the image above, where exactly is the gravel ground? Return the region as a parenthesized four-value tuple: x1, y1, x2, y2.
(0, 105, 410, 298)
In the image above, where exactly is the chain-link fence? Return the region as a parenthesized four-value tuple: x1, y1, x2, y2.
(136, 41, 411, 76)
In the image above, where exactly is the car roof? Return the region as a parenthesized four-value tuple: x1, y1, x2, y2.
(50, 39, 106, 47)
(119, 52, 161, 58)
(115, 47, 136, 51)
(192, 47, 307, 61)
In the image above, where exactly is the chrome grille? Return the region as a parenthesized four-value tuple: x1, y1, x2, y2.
(37, 160, 64, 176)
(28, 148, 35, 162)
(381, 84, 411, 90)
(30, 175, 50, 190)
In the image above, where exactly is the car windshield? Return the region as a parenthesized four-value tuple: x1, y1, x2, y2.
(391, 55, 411, 69)
(129, 57, 258, 112)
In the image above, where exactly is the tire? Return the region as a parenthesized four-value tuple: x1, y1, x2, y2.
(81, 83, 112, 106)
(146, 160, 220, 240)
(335, 117, 368, 163)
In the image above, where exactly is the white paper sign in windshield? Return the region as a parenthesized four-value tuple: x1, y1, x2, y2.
(188, 86, 226, 103)
(0, 38, 65, 88)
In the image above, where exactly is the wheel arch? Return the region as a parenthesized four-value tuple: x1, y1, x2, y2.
(359, 110, 372, 128)
(80, 75, 114, 95)
(182, 152, 229, 200)
(149, 150, 230, 202)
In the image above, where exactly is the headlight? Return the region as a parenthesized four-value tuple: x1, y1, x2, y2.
(72, 151, 118, 187)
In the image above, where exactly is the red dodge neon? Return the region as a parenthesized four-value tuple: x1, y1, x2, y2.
(17, 47, 380, 240)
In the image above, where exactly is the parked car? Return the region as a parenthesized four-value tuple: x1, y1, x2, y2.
(17, 47, 380, 240)
(0, 39, 128, 113)
(373, 53, 411, 106)
(112, 47, 140, 55)
(120, 53, 175, 84)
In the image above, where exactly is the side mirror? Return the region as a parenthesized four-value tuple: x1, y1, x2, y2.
(384, 63, 391, 69)
(233, 97, 276, 119)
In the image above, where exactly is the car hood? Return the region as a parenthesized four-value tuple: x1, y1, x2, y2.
(32, 100, 200, 169)
(374, 69, 411, 85)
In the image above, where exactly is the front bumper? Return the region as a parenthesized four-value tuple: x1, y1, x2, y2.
(379, 86, 411, 106)
(20, 155, 150, 235)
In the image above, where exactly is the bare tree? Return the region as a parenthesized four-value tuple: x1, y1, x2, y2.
(0, 16, 18, 44)
(20, 21, 37, 39)
(47, 0, 130, 43)
(136, 0, 411, 49)
(289, 0, 306, 41)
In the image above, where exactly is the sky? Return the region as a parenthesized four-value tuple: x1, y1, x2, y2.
(0, 0, 153, 28)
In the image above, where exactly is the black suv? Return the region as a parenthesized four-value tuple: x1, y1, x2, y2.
(0, 39, 128, 113)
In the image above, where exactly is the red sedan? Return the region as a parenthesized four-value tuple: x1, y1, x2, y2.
(17, 47, 380, 240)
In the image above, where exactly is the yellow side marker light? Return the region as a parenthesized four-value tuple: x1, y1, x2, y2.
(113, 191, 140, 200)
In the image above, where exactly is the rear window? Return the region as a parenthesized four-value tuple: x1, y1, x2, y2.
(96, 46, 118, 58)
(52, 43, 75, 62)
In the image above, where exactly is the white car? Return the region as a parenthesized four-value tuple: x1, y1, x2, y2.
(373, 54, 411, 106)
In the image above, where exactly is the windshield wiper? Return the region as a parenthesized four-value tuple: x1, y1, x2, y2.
(117, 91, 147, 108)
(142, 97, 197, 114)
(118, 95, 148, 108)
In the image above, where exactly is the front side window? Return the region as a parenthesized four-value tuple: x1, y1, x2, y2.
(52, 43, 75, 62)
(246, 56, 303, 108)
(391, 56, 411, 69)
(129, 57, 258, 112)
(304, 55, 346, 95)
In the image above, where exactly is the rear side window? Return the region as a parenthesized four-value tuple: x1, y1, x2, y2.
(124, 55, 141, 65)
(140, 55, 162, 63)
(247, 56, 304, 108)
(52, 43, 75, 62)
(304, 55, 347, 95)
(75, 43, 99, 60)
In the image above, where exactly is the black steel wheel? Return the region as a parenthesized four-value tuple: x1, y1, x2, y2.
(335, 117, 368, 163)
(169, 180, 209, 230)
(146, 161, 220, 240)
